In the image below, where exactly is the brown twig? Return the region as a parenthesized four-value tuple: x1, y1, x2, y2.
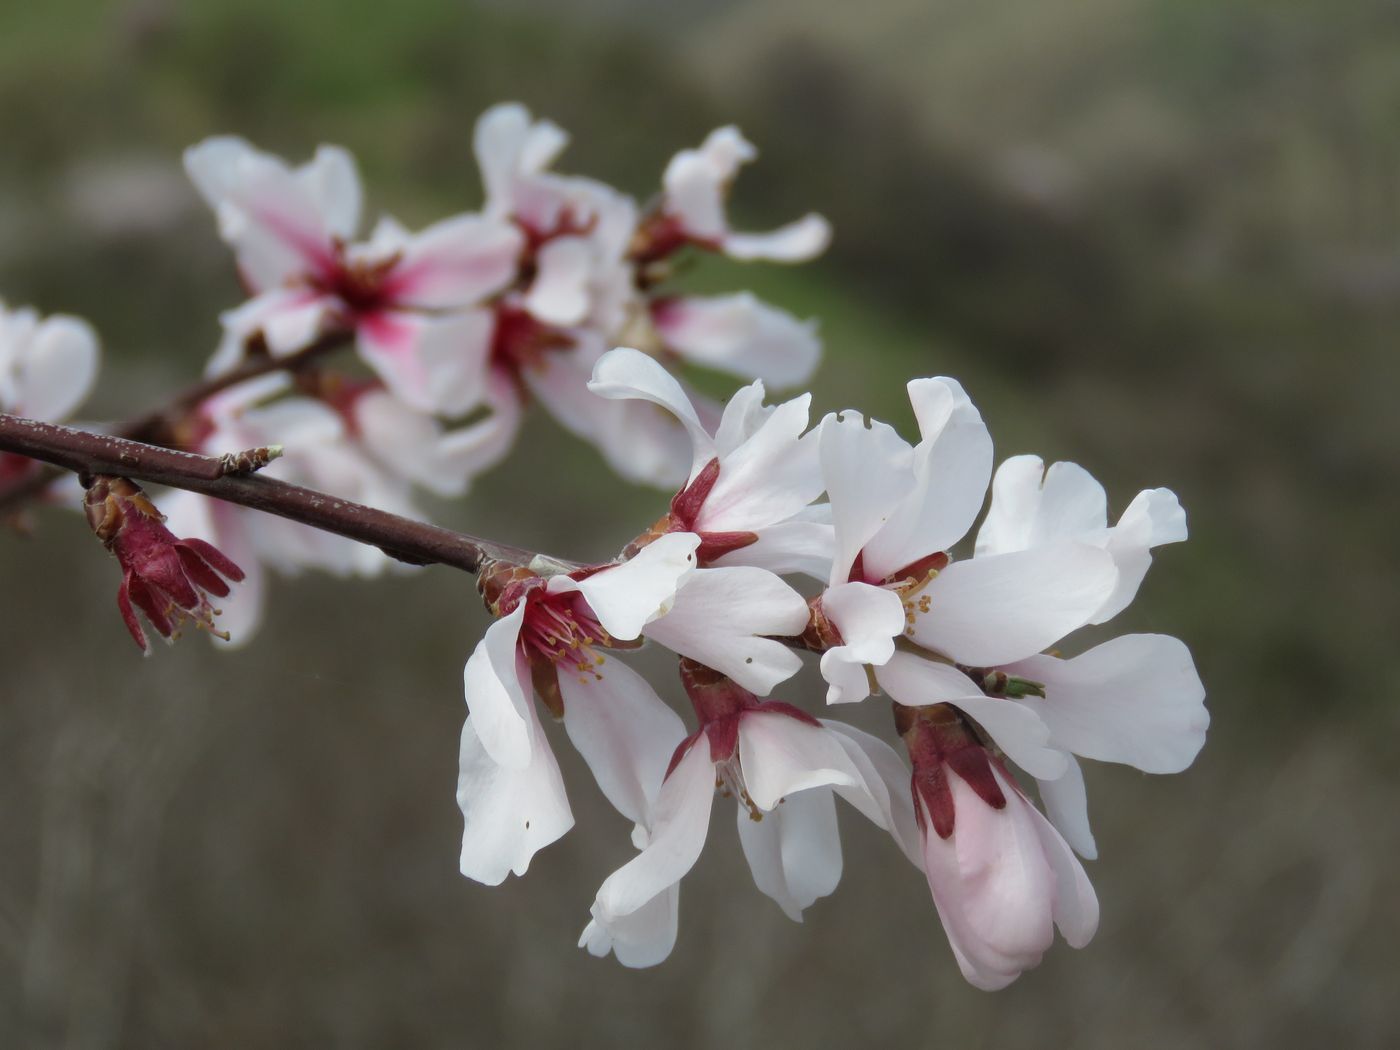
(116, 329, 352, 444)
(0, 330, 353, 517)
(0, 413, 556, 574)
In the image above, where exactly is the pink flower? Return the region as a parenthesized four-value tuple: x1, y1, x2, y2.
(83, 476, 245, 653)
(897, 704, 1098, 990)
(185, 136, 523, 415)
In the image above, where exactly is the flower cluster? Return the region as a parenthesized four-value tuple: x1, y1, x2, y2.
(159, 103, 828, 642)
(457, 347, 1207, 988)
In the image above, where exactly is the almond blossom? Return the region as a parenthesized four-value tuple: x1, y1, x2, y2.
(896, 703, 1098, 991)
(582, 660, 902, 966)
(458, 533, 811, 884)
(586, 346, 832, 577)
(185, 136, 523, 415)
(468, 105, 829, 488)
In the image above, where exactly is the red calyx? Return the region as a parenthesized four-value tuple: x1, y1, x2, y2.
(84, 476, 245, 654)
(899, 703, 1007, 840)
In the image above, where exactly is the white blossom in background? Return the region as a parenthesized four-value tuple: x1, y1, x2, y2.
(0, 300, 100, 498)
(0, 301, 99, 424)
(471, 104, 831, 488)
(161, 373, 422, 644)
(185, 136, 523, 415)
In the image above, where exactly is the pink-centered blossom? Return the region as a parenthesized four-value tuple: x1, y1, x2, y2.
(185, 136, 523, 415)
(458, 536, 811, 885)
(587, 346, 832, 576)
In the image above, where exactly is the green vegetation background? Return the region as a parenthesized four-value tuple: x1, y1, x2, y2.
(1, 0, 1396, 1045)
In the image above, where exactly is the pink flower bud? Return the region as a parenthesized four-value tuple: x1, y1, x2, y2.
(83, 476, 245, 653)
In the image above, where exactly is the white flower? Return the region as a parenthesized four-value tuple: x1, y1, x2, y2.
(587, 346, 832, 577)
(473, 104, 639, 335)
(815, 379, 1119, 707)
(185, 136, 522, 415)
(660, 126, 831, 262)
(459, 533, 810, 883)
(584, 662, 896, 963)
(0, 301, 99, 422)
(975, 454, 1187, 624)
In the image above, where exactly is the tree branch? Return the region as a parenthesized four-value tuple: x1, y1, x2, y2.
(0, 413, 558, 575)
(0, 330, 354, 517)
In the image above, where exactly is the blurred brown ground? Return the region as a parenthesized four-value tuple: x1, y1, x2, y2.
(2, 1, 1398, 1046)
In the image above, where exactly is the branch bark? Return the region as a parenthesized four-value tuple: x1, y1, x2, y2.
(0, 413, 555, 574)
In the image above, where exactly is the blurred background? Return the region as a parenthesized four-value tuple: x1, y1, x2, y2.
(2, 0, 1398, 1046)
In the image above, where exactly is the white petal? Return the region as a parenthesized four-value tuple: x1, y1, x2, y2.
(642, 567, 808, 695)
(474, 103, 568, 212)
(586, 346, 714, 478)
(861, 377, 992, 581)
(821, 720, 922, 864)
(579, 883, 679, 968)
(918, 770, 1058, 991)
(697, 394, 822, 534)
(737, 788, 842, 921)
(524, 236, 593, 326)
(1006, 634, 1208, 774)
(652, 293, 819, 388)
(357, 371, 522, 499)
(389, 213, 524, 309)
(1025, 795, 1100, 948)
(299, 144, 362, 241)
(1092, 487, 1187, 623)
(737, 710, 858, 811)
(560, 658, 687, 827)
(594, 737, 715, 920)
(356, 308, 494, 416)
(184, 136, 341, 291)
(462, 605, 532, 769)
(723, 214, 832, 262)
(874, 652, 1066, 780)
(526, 342, 692, 488)
(710, 518, 834, 579)
(1038, 755, 1096, 860)
(974, 455, 1050, 558)
(16, 314, 99, 421)
(712, 379, 773, 455)
(662, 126, 755, 240)
(818, 410, 915, 586)
(457, 706, 573, 885)
(817, 582, 905, 705)
(909, 544, 1119, 666)
(548, 531, 699, 642)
